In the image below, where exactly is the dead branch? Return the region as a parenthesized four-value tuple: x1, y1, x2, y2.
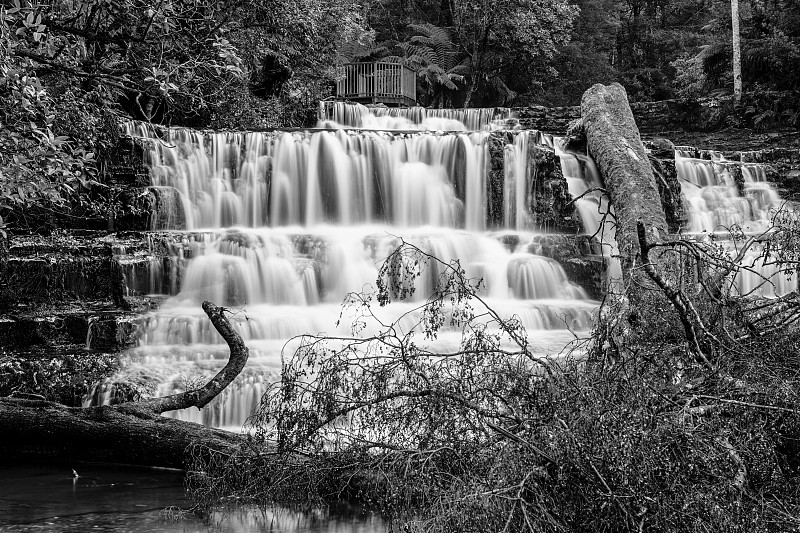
(637, 220, 716, 371)
(139, 301, 250, 414)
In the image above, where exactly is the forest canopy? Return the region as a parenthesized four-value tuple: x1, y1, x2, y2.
(2, 0, 800, 231)
(355, 0, 800, 106)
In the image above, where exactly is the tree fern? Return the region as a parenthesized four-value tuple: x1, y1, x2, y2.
(398, 23, 467, 99)
(338, 37, 389, 63)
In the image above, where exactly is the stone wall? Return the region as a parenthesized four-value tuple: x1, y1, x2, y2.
(0, 233, 177, 352)
(2, 234, 117, 307)
(515, 105, 580, 134)
(514, 97, 734, 135)
(672, 144, 800, 201)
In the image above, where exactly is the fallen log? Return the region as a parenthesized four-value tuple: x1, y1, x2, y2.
(581, 82, 669, 272)
(0, 301, 248, 469)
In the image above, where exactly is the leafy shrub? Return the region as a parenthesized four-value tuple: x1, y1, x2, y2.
(671, 54, 708, 100)
(0, 350, 119, 406)
(0, 63, 109, 232)
(742, 90, 800, 130)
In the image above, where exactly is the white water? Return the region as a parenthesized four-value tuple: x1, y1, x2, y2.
(676, 151, 781, 234)
(675, 150, 796, 297)
(556, 142, 623, 286)
(101, 116, 599, 429)
(105, 113, 799, 429)
(109, 225, 595, 428)
(125, 122, 491, 231)
(503, 131, 530, 230)
(319, 101, 511, 131)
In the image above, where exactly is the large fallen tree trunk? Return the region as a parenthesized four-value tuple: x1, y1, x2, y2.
(0, 301, 248, 469)
(580, 83, 701, 351)
(581, 82, 669, 272)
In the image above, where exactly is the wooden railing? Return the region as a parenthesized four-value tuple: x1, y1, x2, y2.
(336, 62, 417, 106)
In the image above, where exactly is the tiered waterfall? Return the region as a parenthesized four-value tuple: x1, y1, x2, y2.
(98, 114, 598, 429)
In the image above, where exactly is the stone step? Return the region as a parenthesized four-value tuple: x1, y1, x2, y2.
(2, 234, 176, 307)
(0, 305, 144, 351)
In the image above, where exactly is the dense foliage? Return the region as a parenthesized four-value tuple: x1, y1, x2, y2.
(2, 0, 799, 232)
(0, 349, 119, 406)
(368, 0, 580, 107)
(0, 0, 367, 232)
(340, 0, 800, 107)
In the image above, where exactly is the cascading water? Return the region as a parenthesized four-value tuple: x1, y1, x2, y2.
(102, 114, 600, 430)
(554, 140, 623, 286)
(676, 150, 779, 233)
(116, 112, 799, 427)
(675, 149, 797, 297)
(319, 101, 512, 131)
(503, 131, 530, 230)
(124, 122, 491, 231)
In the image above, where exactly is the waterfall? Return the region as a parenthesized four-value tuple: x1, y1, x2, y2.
(675, 149, 796, 296)
(557, 142, 623, 286)
(319, 101, 512, 131)
(102, 114, 602, 429)
(123, 122, 490, 230)
(111, 115, 797, 431)
(503, 132, 530, 230)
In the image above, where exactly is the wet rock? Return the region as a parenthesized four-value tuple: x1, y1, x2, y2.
(498, 234, 520, 252)
(87, 314, 143, 351)
(0, 309, 141, 351)
(645, 137, 676, 159)
(561, 256, 606, 301)
(2, 254, 114, 306)
(114, 187, 186, 231)
(648, 153, 687, 233)
(486, 132, 513, 227)
(530, 147, 582, 233)
(106, 135, 150, 188)
(220, 231, 260, 248)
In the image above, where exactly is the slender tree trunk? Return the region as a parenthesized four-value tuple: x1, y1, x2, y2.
(731, 0, 742, 105)
(463, 77, 477, 108)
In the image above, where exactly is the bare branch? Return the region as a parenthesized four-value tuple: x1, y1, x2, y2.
(140, 301, 249, 414)
(637, 220, 716, 371)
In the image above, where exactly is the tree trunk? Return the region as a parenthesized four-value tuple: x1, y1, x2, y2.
(580, 82, 669, 273)
(0, 301, 249, 469)
(0, 398, 244, 468)
(731, 0, 742, 105)
(463, 76, 478, 108)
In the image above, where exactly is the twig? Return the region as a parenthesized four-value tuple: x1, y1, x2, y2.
(563, 187, 607, 209)
(694, 395, 798, 415)
(716, 437, 747, 493)
(486, 421, 556, 464)
(555, 416, 634, 526)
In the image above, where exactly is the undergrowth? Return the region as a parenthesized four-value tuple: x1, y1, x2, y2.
(0, 350, 119, 406)
(185, 241, 800, 532)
